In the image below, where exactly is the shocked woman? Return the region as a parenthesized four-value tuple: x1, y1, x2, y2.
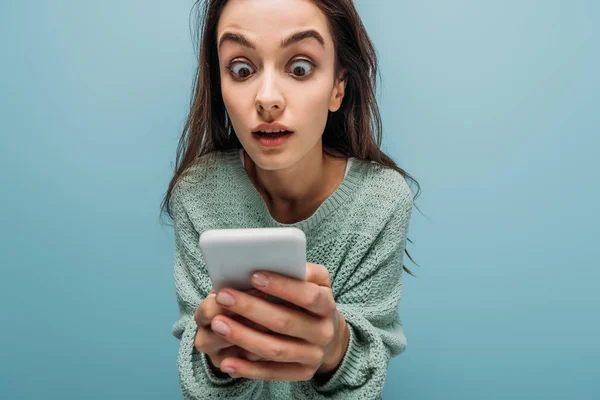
(162, 0, 420, 398)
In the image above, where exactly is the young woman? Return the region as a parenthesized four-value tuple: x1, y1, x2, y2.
(161, 0, 420, 398)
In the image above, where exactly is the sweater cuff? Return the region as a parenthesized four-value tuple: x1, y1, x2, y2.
(311, 311, 364, 392)
(196, 349, 238, 385)
(186, 318, 237, 386)
(179, 316, 237, 387)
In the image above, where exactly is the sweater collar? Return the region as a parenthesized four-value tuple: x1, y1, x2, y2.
(224, 149, 363, 233)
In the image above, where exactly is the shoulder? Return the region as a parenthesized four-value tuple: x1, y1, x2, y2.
(170, 150, 238, 214)
(364, 161, 413, 206)
(352, 160, 414, 223)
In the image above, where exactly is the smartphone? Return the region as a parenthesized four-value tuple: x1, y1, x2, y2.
(199, 227, 307, 292)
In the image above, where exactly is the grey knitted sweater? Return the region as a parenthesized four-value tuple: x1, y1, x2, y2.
(170, 149, 414, 399)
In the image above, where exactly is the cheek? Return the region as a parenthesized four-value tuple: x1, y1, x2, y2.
(221, 80, 238, 110)
(301, 70, 335, 104)
(221, 81, 252, 126)
(290, 81, 334, 130)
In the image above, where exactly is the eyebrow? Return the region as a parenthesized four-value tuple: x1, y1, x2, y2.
(218, 29, 325, 50)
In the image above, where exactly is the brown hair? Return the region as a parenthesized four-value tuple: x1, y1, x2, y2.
(161, 0, 422, 275)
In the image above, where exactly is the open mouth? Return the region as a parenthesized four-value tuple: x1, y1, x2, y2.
(251, 129, 293, 147)
(252, 129, 293, 137)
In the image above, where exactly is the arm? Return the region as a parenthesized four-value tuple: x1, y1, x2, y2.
(170, 193, 264, 399)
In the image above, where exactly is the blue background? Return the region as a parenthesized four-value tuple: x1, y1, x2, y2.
(1, 1, 598, 399)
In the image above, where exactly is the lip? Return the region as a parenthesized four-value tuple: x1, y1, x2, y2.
(251, 122, 293, 133)
(252, 132, 292, 148)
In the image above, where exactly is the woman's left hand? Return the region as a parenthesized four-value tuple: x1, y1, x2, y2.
(211, 262, 350, 381)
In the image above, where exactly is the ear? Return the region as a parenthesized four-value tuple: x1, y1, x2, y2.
(328, 71, 347, 112)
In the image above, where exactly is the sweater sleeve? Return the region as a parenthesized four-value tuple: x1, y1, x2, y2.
(295, 187, 414, 399)
(170, 193, 264, 400)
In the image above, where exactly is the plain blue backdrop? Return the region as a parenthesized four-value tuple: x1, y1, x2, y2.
(1, 1, 598, 399)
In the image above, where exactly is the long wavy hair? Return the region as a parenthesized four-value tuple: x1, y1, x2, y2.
(161, 0, 422, 275)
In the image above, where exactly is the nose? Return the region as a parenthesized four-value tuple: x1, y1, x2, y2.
(255, 69, 284, 117)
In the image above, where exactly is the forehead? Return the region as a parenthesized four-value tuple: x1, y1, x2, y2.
(217, 0, 332, 47)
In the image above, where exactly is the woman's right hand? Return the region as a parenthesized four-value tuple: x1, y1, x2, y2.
(193, 289, 268, 371)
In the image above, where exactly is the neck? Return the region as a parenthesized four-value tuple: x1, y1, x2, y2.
(243, 144, 347, 223)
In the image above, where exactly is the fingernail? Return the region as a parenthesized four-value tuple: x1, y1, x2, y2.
(221, 367, 236, 376)
(252, 273, 269, 287)
(212, 320, 230, 336)
(216, 292, 235, 306)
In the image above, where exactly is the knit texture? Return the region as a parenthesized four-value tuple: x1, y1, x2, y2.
(170, 149, 414, 400)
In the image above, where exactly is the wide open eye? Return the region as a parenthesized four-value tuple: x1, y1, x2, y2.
(229, 61, 255, 79)
(288, 59, 314, 78)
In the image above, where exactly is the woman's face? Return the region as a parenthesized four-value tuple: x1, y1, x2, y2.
(217, 0, 346, 170)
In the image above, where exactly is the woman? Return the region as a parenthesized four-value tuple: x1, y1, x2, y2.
(161, 0, 420, 398)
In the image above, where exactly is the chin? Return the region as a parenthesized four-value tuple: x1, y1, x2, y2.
(247, 148, 298, 171)
(253, 155, 294, 171)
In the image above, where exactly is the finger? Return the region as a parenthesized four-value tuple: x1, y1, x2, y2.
(220, 358, 315, 382)
(213, 346, 264, 369)
(249, 264, 337, 317)
(231, 315, 271, 333)
(209, 289, 271, 332)
(246, 289, 296, 312)
(240, 349, 264, 361)
(212, 346, 246, 369)
(211, 315, 323, 365)
(195, 324, 235, 353)
(305, 262, 332, 288)
(194, 293, 237, 327)
(216, 289, 324, 342)
(244, 288, 269, 299)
